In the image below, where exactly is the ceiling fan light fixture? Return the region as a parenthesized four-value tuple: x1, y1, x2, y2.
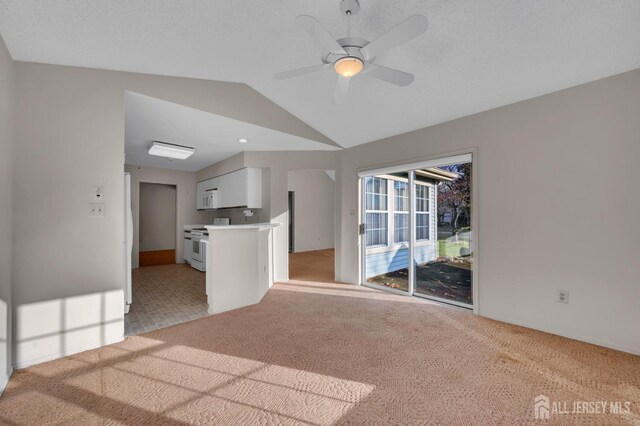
(333, 56, 364, 78)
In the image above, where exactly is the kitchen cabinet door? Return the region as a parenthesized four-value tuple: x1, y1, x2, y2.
(229, 169, 247, 208)
(216, 174, 229, 208)
(196, 181, 206, 210)
(246, 168, 262, 208)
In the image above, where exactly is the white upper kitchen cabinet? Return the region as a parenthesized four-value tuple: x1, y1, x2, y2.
(216, 172, 232, 208)
(220, 168, 243, 208)
(197, 168, 261, 210)
(244, 168, 262, 208)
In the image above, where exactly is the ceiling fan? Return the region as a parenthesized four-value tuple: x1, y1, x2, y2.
(274, 0, 429, 104)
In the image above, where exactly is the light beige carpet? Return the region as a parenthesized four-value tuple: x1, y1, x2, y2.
(1, 280, 639, 424)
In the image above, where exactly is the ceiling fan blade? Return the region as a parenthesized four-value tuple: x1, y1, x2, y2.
(360, 15, 429, 61)
(296, 15, 347, 55)
(274, 64, 329, 80)
(364, 64, 415, 86)
(332, 76, 350, 105)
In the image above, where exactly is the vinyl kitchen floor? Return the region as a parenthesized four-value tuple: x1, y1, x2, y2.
(124, 263, 209, 336)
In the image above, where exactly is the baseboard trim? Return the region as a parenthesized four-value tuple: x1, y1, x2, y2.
(14, 336, 125, 370)
(482, 312, 640, 356)
(0, 367, 14, 397)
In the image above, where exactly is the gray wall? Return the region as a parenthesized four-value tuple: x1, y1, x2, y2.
(0, 34, 14, 387)
(338, 69, 640, 354)
(12, 62, 328, 368)
(287, 170, 335, 252)
(139, 183, 176, 252)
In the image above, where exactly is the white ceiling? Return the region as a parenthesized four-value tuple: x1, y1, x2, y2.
(2, 1, 640, 148)
(124, 92, 338, 172)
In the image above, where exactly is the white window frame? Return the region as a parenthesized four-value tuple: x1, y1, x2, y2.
(365, 176, 433, 253)
(364, 176, 389, 248)
(393, 180, 410, 244)
(415, 183, 430, 242)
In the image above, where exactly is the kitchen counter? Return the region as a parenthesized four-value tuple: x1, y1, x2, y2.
(204, 223, 279, 314)
(206, 223, 278, 230)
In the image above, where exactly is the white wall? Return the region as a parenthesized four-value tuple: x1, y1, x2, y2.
(337, 70, 640, 355)
(126, 165, 207, 267)
(139, 183, 177, 252)
(12, 61, 328, 368)
(0, 34, 14, 389)
(287, 170, 335, 252)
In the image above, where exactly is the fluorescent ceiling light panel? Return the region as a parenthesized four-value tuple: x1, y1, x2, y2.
(148, 141, 195, 159)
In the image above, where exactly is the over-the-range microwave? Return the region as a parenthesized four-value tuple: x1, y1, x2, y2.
(202, 189, 218, 209)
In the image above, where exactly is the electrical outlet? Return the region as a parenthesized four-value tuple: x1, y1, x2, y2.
(93, 186, 104, 201)
(557, 289, 569, 304)
(89, 203, 105, 217)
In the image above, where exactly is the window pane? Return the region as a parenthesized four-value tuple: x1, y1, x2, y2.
(366, 212, 388, 247)
(394, 181, 408, 212)
(416, 212, 429, 240)
(416, 185, 429, 212)
(414, 161, 473, 306)
(365, 177, 387, 211)
(394, 213, 408, 243)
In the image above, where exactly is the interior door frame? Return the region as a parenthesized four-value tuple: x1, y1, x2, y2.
(136, 180, 180, 266)
(288, 191, 295, 253)
(358, 148, 479, 314)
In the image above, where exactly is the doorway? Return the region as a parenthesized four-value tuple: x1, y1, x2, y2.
(139, 183, 177, 266)
(288, 191, 295, 253)
(287, 169, 336, 283)
(360, 153, 475, 309)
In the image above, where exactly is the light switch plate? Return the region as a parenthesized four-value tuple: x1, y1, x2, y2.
(89, 203, 105, 217)
(93, 186, 104, 201)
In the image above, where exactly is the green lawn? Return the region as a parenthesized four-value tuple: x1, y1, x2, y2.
(438, 240, 469, 258)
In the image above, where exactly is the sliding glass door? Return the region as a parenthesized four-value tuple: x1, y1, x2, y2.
(412, 162, 473, 306)
(361, 155, 474, 308)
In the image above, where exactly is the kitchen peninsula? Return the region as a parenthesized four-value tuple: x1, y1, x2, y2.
(205, 223, 279, 314)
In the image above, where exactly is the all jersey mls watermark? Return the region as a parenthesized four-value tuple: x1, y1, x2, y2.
(534, 395, 632, 420)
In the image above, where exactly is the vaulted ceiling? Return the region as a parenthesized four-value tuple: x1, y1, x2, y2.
(124, 92, 338, 172)
(2, 0, 639, 148)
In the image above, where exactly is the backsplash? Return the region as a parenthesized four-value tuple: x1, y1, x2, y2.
(204, 208, 266, 225)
